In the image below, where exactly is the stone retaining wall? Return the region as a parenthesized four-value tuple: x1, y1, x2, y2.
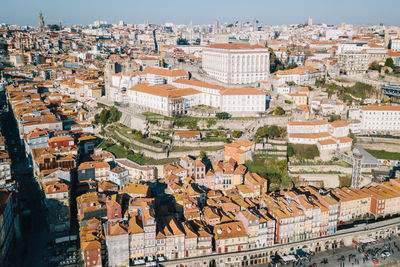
(171, 140, 225, 147)
(114, 131, 166, 152)
(289, 165, 353, 174)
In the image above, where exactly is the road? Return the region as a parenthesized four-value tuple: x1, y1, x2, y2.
(161, 216, 400, 267)
(0, 107, 51, 267)
(305, 235, 400, 267)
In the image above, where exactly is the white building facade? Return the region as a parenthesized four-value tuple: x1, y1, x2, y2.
(359, 105, 400, 133)
(202, 43, 270, 85)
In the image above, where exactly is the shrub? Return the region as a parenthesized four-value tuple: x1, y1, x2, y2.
(232, 130, 242, 138)
(216, 112, 230, 120)
(273, 107, 285, 116)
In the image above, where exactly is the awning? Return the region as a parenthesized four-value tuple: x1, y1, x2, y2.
(358, 237, 376, 244)
(281, 255, 297, 262)
(296, 249, 308, 257)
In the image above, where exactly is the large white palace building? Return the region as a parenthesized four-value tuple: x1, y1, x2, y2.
(202, 43, 270, 85)
(107, 67, 269, 117)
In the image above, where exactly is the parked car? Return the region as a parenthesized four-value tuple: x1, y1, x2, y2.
(381, 250, 390, 258)
(371, 258, 379, 264)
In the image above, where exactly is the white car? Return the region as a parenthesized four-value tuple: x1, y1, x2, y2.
(381, 250, 390, 258)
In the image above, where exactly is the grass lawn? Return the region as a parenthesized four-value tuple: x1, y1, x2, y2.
(101, 142, 178, 165)
(144, 158, 180, 165)
(366, 149, 400, 160)
(102, 143, 128, 158)
(245, 157, 292, 190)
(201, 136, 227, 142)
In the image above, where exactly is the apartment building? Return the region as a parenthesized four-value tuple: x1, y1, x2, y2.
(0, 189, 17, 265)
(330, 187, 371, 222)
(43, 180, 70, 232)
(224, 140, 255, 164)
(105, 221, 130, 267)
(115, 158, 156, 182)
(0, 151, 11, 186)
(338, 43, 369, 75)
(275, 66, 321, 85)
(287, 120, 352, 152)
(78, 161, 110, 182)
(214, 221, 248, 253)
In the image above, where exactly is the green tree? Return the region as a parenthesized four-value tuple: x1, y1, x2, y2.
(315, 78, 326, 87)
(216, 112, 230, 120)
(369, 61, 381, 71)
(287, 144, 294, 157)
(266, 125, 281, 138)
(256, 127, 267, 137)
(218, 131, 227, 137)
(177, 38, 189, 45)
(109, 106, 122, 123)
(232, 130, 242, 138)
(385, 58, 395, 69)
(286, 81, 296, 86)
(328, 114, 341, 122)
(99, 109, 110, 125)
(199, 151, 206, 159)
(286, 63, 298, 70)
(206, 119, 217, 128)
(212, 130, 219, 136)
(48, 24, 60, 31)
(266, 47, 285, 73)
(273, 107, 285, 116)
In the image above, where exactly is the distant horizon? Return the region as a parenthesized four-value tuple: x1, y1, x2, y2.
(1, 0, 399, 27)
(1, 20, 397, 28)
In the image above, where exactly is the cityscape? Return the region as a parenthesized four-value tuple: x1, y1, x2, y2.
(2, 2, 400, 267)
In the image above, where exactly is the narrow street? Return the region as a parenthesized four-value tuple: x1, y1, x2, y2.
(1, 105, 51, 267)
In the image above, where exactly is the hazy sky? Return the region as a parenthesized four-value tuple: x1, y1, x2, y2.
(1, 0, 399, 26)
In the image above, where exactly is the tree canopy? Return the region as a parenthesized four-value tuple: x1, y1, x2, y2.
(255, 125, 282, 140)
(94, 106, 122, 125)
(232, 130, 242, 138)
(385, 58, 395, 69)
(216, 112, 230, 120)
(273, 106, 285, 116)
(177, 38, 189, 45)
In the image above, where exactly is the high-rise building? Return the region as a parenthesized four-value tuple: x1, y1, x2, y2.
(253, 19, 258, 32)
(188, 20, 194, 33)
(237, 20, 243, 31)
(38, 11, 45, 32)
(307, 17, 313, 26)
(213, 20, 219, 34)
